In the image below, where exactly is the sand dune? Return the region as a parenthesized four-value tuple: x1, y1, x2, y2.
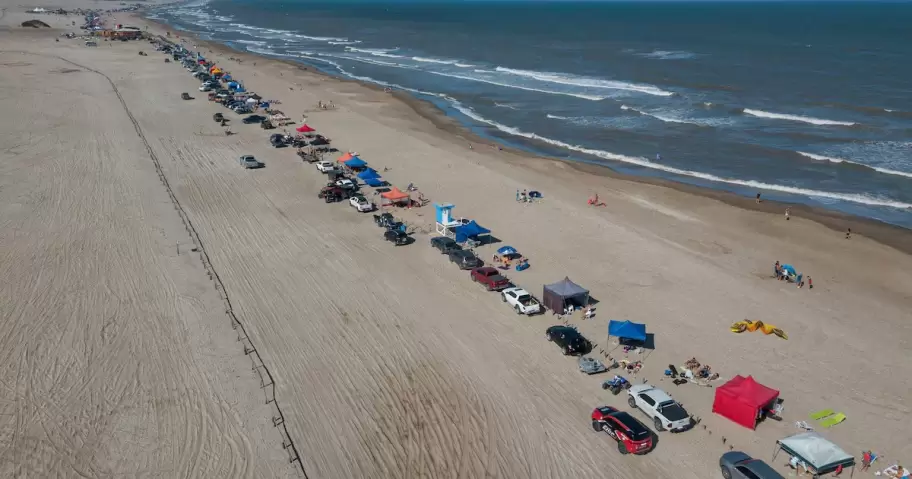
(2, 6, 912, 479)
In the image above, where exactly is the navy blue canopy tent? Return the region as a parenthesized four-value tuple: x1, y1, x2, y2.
(453, 220, 491, 243)
(362, 177, 385, 187)
(344, 157, 368, 168)
(608, 320, 647, 343)
(357, 168, 380, 180)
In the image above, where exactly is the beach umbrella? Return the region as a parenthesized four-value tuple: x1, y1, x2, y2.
(781, 264, 796, 276)
(497, 246, 518, 256)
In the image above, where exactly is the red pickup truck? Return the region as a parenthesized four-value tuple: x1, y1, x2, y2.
(470, 267, 512, 291)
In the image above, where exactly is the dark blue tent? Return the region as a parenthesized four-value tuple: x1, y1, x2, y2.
(343, 157, 367, 168)
(608, 320, 647, 342)
(357, 168, 380, 180)
(453, 220, 491, 243)
(362, 177, 385, 187)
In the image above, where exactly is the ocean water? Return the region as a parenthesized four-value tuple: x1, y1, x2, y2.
(149, 0, 912, 227)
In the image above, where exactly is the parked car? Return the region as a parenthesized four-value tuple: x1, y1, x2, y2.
(627, 385, 693, 433)
(374, 212, 395, 228)
(430, 236, 462, 254)
(269, 134, 287, 148)
(199, 85, 212, 92)
(500, 287, 541, 315)
(242, 115, 267, 124)
(591, 406, 654, 455)
(470, 267, 511, 291)
(448, 250, 482, 270)
(719, 452, 785, 479)
(325, 186, 353, 203)
(333, 178, 356, 189)
(349, 196, 374, 212)
(384, 230, 409, 246)
(319, 185, 346, 200)
(238, 155, 263, 169)
(545, 325, 591, 355)
(316, 161, 336, 173)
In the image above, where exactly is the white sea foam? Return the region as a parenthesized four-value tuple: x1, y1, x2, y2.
(494, 67, 674, 97)
(621, 105, 721, 126)
(494, 102, 518, 110)
(743, 109, 856, 126)
(412, 56, 456, 64)
(345, 47, 404, 58)
(797, 152, 912, 179)
(235, 39, 267, 46)
(448, 103, 911, 209)
(426, 71, 608, 101)
(636, 50, 697, 60)
(546, 114, 569, 120)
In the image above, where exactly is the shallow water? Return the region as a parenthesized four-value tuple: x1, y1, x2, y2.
(150, 0, 912, 227)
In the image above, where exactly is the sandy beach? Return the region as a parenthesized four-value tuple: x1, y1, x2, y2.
(2, 4, 911, 478)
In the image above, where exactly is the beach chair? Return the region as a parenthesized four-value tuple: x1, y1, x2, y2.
(819, 413, 846, 428)
(809, 409, 835, 420)
(795, 421, 814, 431)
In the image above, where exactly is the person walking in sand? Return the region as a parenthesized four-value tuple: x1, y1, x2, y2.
(785, 207, 790, 220)
(807, 276, 813, 289)
(756, 193, 762, 204)
(846, 228, 852, 239)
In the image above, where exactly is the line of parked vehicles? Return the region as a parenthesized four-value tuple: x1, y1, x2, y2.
(165, 46, 776, 476)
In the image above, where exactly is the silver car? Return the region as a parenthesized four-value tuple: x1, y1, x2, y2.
(720, 451, 784, 479)
(239, 155, 264, 169)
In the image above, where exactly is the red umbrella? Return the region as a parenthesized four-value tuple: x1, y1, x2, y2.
(296, 124, 315, 133)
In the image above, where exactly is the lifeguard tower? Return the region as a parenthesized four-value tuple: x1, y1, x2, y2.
(434, 203, 464, 237)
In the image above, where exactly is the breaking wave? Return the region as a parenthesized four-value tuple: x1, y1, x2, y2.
(449, 103, 911, 209)
(636, 50, 698, 60)
(494, 67, 674, 97)
(797, 152, 912, 179)
(743, 109, 857, 126)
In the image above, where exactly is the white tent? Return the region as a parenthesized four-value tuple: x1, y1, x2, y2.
(774, 432, 855, 476)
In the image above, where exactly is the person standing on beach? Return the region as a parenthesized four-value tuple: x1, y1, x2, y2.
(808, 276, 813, 289)
(516, 189, 520, 202)
(756, 193, 762, 204)
(785, 207, 791, 220)
(846, 228, 852, 239)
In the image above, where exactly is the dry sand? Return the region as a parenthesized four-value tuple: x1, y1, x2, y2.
(2, 5, 912, 478)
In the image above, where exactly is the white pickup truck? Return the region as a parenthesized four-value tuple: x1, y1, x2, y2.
(316, 161, 336, 173)
(500, 287, 541, 315)
(627, 385, 693, 432)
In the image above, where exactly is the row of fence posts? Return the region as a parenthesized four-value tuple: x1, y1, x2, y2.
(123, 67, 309, 477)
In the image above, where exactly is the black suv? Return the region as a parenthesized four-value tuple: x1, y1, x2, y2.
(545, 326, 591, 356)
(384, 230, 409, 246)
(430, 236, 461, 254)
(449, 250, 482, 270)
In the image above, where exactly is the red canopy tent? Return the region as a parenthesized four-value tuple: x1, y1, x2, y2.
(380, 187, 411, 208)
(712, 375, 780, 429)
(296, 124, 315, 133)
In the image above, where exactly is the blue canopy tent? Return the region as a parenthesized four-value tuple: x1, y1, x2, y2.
(453, 220, 491, 244)
(608, 320, 647, 343)
(343, 157, 368, 168)
(357, 168, 380, 180)
(781, 264, 796, 276)
(362, 177, 385, 187)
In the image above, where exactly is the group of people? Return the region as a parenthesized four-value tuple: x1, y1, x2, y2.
(773, 261, 812, 289)
(515, 189, 540, 203)
(316, 100, 334, 110)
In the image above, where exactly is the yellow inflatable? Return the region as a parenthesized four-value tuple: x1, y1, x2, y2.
(730, 320, 787, 340)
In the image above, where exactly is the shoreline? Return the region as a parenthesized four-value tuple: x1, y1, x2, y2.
(139, 12, 912, 255)
(8, 5, 912, 476)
